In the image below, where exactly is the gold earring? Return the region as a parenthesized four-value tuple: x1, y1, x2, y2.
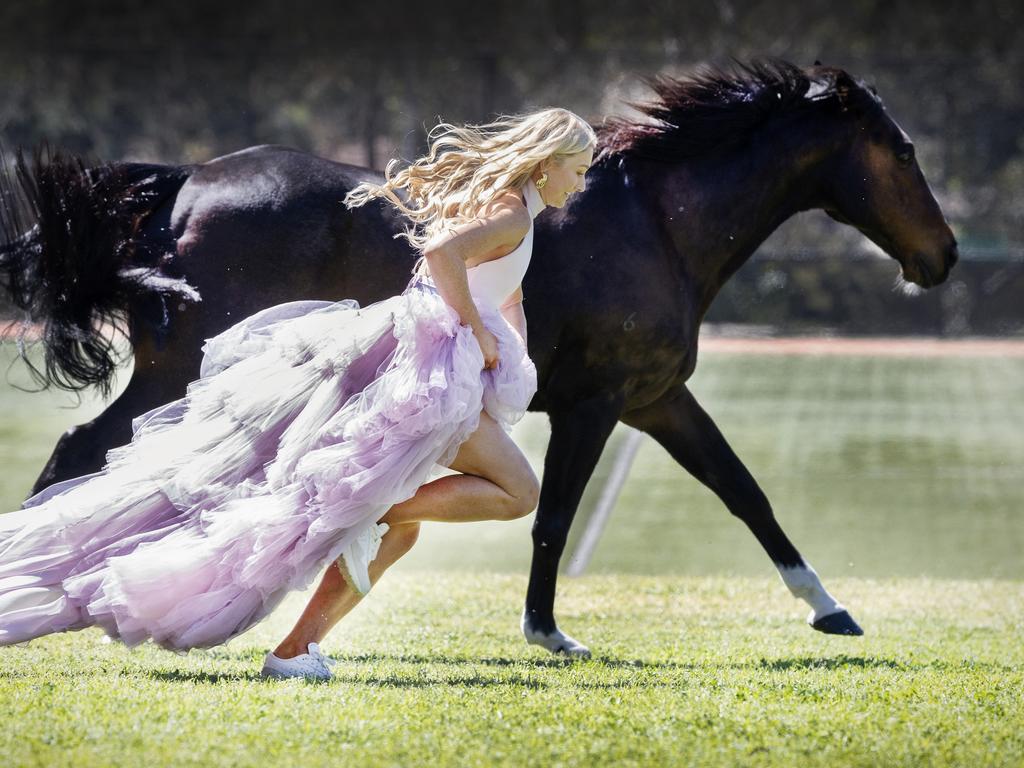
(535, 173, 548, 189)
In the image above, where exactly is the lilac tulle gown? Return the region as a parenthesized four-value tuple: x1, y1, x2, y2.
(0, 178, 546, 652)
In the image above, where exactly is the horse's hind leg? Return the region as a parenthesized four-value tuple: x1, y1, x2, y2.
(623, 384, 864, 637)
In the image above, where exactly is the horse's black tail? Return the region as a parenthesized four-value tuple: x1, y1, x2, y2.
(0, 142, 199, 400)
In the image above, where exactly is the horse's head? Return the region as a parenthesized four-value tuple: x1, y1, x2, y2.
(813, 66, 959, 287)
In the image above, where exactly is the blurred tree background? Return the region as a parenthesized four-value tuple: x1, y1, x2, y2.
(0, 0, 1020, 334)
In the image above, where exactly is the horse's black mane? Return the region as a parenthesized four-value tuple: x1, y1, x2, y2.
(594, 57, 881, 164)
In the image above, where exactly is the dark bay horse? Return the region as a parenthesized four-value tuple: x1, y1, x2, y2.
(0, 60, 957, 657)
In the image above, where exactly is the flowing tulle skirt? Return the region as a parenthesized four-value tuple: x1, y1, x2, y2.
(0, 278, 537, 652)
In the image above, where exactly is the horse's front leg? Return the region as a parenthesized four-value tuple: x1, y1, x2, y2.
(623, 384, 863, 636)
(522, 393, 624, 658)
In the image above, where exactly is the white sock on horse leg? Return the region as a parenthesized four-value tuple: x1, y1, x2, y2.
(776, 562, 844, 622)
(520, 610, 591, 658)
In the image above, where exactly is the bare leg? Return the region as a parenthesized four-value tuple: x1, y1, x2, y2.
(381, 409, 540, 526)
(273, 409, 539, 658)
(273, 522, 420, 658)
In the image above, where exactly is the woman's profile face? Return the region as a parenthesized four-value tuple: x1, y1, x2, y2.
(536, 146, 594, 208)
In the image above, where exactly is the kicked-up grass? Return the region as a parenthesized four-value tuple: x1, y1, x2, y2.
(1, 573, 1022, 767)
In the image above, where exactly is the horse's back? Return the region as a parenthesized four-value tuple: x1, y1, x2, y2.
(173, 144, 377, 227)
(137, 144, 414, 368)
(171, 145, 408, 278)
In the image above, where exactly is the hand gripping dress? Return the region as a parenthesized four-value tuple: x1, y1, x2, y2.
(0, 177, 546, 653)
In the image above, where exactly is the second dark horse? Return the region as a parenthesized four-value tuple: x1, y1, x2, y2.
(0, 60, 958, 657)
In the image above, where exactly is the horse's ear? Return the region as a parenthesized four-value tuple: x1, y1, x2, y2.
(835, 70, 856, 112)
(814, 59, 822, 66)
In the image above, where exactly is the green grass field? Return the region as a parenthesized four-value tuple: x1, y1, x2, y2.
(1, 342, 1023, 765)
(2, 575, 1022, 767)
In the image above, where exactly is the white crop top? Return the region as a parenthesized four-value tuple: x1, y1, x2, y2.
(463, 176, 547, 309)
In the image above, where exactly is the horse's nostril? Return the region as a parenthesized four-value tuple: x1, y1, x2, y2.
(947, 243, 960, 268)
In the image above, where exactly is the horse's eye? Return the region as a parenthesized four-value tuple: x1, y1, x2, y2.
(897, 147, 915, 166)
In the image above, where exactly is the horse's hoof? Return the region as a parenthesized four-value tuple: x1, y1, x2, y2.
(810, 610, 864, 636)
(521, 617, 592, 659)
(554, 640, 592, 660)
(525, 631, 592, 659)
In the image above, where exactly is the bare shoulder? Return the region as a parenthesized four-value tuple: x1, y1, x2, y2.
(425, 187, 530, 257)
(474, 188, 531, 241)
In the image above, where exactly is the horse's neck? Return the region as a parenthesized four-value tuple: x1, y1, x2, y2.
(657, 128, 831, 318)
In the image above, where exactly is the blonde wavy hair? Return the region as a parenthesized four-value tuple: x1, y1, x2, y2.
(343, 107, 596, 277)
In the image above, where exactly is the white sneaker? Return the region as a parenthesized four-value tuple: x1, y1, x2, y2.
(337, 521, 390, 596)
(260, 642, 336, 681)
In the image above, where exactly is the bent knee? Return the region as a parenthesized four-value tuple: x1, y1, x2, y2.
(505, 471, 540, 520)
(389, 521, 421, 552)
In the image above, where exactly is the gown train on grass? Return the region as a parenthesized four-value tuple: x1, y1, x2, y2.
(0, 277, 537, 652)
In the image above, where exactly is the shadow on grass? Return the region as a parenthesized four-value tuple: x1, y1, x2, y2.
(334, 673, 549, 689)
(756, 654, 913, 671)
(327, 652, 937, 673)
(115, 652, 1013, 687)
(150, 667, 550, 688)
(149, 669, 268, 684)
(752, 653, 1020, 672)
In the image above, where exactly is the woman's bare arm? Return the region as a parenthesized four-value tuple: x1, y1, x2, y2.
(422, 198, 530, 333)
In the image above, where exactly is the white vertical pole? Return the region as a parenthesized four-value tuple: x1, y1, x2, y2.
(565, 426, 645, 577)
